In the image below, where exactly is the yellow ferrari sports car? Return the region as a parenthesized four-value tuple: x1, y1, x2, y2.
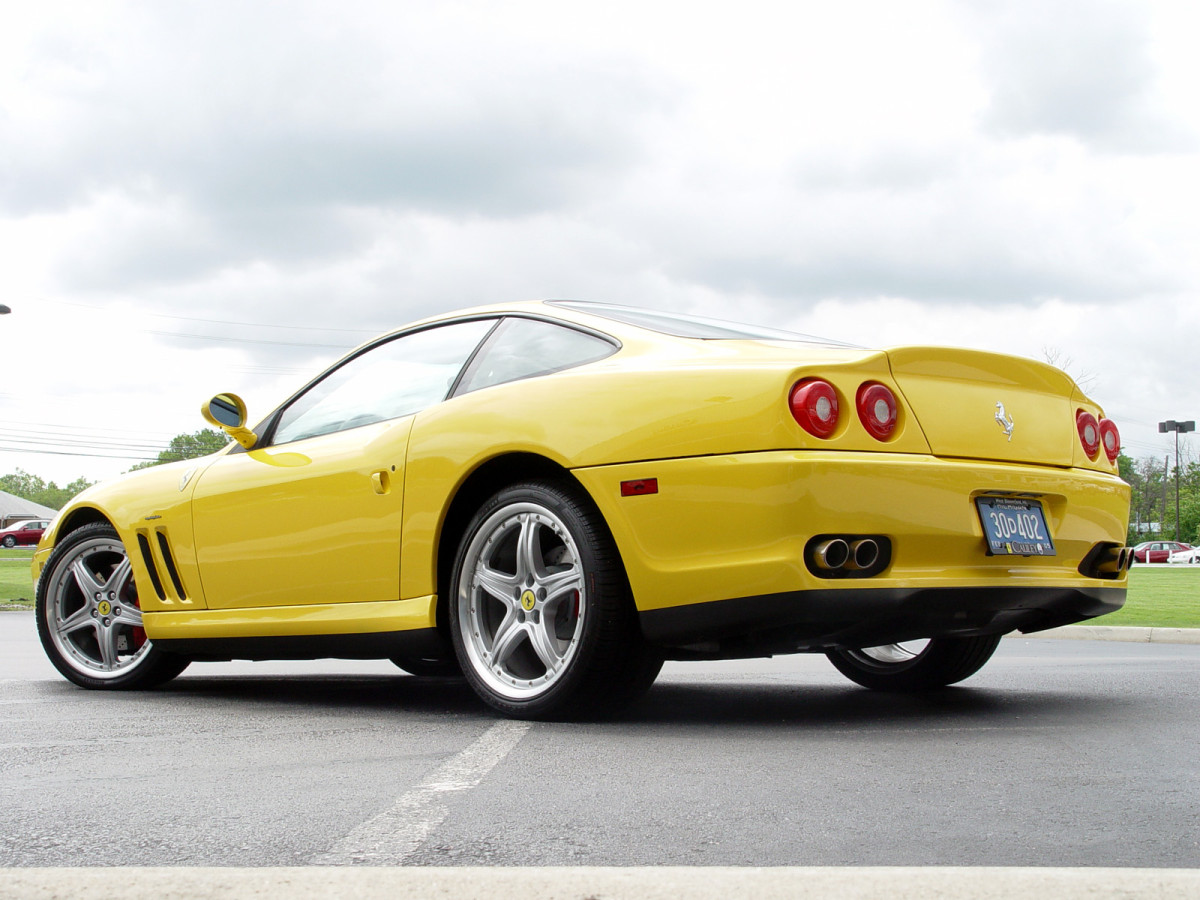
(33, 300, 1131, 718)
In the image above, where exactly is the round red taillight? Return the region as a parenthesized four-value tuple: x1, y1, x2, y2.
(1099, 418, 1120, 464)
(856, 382, 898, 441)
(790, 379, 840, 438)
(1077, 410, 1100, 459)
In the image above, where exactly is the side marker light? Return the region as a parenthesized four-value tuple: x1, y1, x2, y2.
(621, 479, 659, 497)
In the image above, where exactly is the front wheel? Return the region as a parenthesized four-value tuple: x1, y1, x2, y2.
(449, 481, 661, 720)
(36, 522, 189, 690)
(826, 635, 1002, 692)
(2, 536, 16, 548)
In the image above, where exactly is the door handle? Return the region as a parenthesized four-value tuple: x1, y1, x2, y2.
(371, 470, 391, 495)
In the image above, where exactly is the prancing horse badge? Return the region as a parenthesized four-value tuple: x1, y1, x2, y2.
(994, 402, 1015, 441)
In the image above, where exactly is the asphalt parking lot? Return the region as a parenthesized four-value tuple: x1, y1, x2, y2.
(2, 611, 1197, 897)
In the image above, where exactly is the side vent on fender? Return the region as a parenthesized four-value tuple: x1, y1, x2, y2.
(135, 528, 191, 603)
(156, 531, 188, 599)
(136, 533, 168, 601)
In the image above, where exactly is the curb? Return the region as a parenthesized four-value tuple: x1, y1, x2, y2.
(1, 867, 1198, 900)
(1009, 625, 1200, 645)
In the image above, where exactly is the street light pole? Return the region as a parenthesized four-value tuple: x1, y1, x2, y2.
(1158, 419, 1196, 542)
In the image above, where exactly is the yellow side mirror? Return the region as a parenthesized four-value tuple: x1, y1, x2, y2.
(201, 393, 258, 450)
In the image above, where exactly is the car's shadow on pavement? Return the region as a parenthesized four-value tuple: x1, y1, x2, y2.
(158, 673, 489, 716)
(121, 671, 1133, 730)
(619, 679, 1130, 729)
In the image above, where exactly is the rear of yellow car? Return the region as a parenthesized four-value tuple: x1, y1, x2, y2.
(570, 340, 1130, 662)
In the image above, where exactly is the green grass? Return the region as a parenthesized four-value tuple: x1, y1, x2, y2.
(1101, 565, 1200, 628)
(1, 549, 1196, 626)
(0, 548, 35, 607)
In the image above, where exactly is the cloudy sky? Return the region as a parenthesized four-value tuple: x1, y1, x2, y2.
(2, 0, 1198, 486)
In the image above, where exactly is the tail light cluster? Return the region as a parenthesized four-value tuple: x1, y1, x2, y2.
(788, 379, 840, 439)
(790, 381, 1122, 466)
(1077, 410, 1121, 464)
(790, 378, 899, 442)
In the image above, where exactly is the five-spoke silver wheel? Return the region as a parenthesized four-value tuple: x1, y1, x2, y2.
(851, 640, 931, 666)
(449, 481, 661, 719)
(36, 523, 188, 689)
(457, 502, 587, 700)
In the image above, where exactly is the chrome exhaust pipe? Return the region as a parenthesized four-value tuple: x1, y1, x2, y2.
(846, 539, 880, 571)
(813, 538, 850, 570)
(1096, 546, 1131, 576)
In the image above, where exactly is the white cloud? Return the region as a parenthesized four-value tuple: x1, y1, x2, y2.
(2, 0, 1199, 484)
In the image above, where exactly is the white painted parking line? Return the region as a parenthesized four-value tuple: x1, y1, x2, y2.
(313, 719, 531, 865)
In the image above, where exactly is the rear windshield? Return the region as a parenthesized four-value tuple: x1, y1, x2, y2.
(548, 300, 851, 345)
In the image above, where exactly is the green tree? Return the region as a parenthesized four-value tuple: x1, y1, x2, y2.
(1123, 446, 1200, 544)
(128, 429, 228, 471)
(0, 469, 94, 510)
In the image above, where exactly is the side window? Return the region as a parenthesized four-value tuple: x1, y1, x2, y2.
(272, 319, 496, 445)
(455, 317, 617, 396)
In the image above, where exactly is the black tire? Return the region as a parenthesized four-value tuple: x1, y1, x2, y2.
(448, 480, 661, 720)
(2, 536, 16, 548)
(826, 635, 1002, 692)
(36, 522, 189, 690)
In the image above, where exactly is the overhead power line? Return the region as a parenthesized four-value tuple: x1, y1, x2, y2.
(0, 445, 155, 461)
(147, 330, 354, 350)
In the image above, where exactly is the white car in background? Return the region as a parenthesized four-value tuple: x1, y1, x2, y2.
(1167, 546, 1200, 564)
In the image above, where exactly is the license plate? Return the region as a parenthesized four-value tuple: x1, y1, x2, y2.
(976, 497, 1055, 556)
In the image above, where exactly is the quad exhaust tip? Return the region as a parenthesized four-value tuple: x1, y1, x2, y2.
(848, 538, 880, 571)
(813, 538, 850, 570)
(807, 535, 891, 579)
(1078, 542, 1134, 580)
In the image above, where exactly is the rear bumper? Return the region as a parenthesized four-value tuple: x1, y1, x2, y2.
(573, 449, 1131, 651)
(640, 584, 1125, 658)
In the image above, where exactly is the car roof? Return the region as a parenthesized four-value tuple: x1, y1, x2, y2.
(394, 299, 852, 348)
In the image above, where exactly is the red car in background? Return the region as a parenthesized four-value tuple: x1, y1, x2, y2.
(0, 519, 50, 548)
(1131, 540, 1192, 563)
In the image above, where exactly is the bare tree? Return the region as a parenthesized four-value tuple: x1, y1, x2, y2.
(1042, 346, 1098, 393)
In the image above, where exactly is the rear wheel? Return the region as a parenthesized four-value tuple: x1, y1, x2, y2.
(449, 480, 661, 719)
(826, 635, 1001, 692)
(36, 523, 189, 690)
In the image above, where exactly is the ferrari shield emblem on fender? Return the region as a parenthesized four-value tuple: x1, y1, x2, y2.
(994, 402, 1015, 441)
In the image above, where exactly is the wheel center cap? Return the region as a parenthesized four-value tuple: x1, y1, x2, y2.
(520, 589, 537, 612)
(97, 600, 112, 617)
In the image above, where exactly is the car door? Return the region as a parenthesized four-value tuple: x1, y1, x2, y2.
(189, 318, 496, 610)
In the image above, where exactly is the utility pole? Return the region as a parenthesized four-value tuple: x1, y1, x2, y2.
(1158, 420, 1196, 542)
(1164, 456, 1169, 537)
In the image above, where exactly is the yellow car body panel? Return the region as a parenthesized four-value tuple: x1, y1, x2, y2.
(396, 342, 933, 601)
(574, 452, 1129, 614)
(142, 595, 436, 640)
(188, 418, 411, 610)
(33, 458, 215, 613)
(34, 300, 1129, 656)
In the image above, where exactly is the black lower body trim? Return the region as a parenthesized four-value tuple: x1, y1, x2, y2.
(639, 585, 1125, 659)
(153, 627, 450, 662)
